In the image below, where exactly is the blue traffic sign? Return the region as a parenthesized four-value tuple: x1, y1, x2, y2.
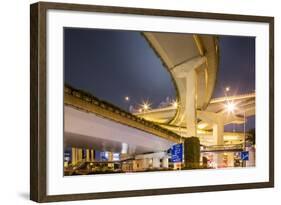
(240, 151, 249, 161)
(171, 144, 183, 163)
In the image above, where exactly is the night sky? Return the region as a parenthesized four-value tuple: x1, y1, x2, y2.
(64, 28, 255, 131)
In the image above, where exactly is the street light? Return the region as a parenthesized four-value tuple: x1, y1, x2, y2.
(124, 96, 130, 101)
(140, 100, 151, 111)
(225, 101, 236, 113)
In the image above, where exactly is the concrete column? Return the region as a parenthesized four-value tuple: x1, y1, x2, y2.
(71, 147, 77, 165)
(76, 148, 79, 162)
(152, 157, 160, 168)
(90, 149, 94, 162)
(121, 143, 128, 154)
(77, 148, 83, 162)
(213, 119, 224, 167)
(162, 156, 169, 168)
(185, 69, 197, 138)
(120, 143, 129, 160)
(172, 58, 205, 167)
(213, 122, 224, 145)
(108, 152, 113, 161)
(172, 56, 205, 137)
(86, 149, 90, 162)
(76, 148, 79, 164)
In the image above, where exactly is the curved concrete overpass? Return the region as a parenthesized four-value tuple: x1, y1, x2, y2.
(63, 32, 219, 155)
(141, 32, 219, 137)
(135, 92, 255, 146)
(136, 93, 255, 133)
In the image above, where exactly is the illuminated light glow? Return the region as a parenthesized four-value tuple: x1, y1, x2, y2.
(140, 100, 151, 111)
(198, 123, 208, 129)
(124, 96, 130, 101)
(171, 100, 178, 108)
(225, 86, 230, 92)
(143, 104, 149, 110)
(225, 101, 236, 113)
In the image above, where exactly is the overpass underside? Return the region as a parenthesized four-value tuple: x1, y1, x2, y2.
(64, 86, 181, 156)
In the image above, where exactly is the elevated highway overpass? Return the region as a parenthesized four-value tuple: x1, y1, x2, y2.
(64, 32, 254, 168)
(143, 32, 219, 138)
(64, 86, 181, 155)
(64, 32, 220, 154)
(135, 93, 255, 145)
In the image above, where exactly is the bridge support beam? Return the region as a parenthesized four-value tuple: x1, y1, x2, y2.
(86, 149, 90, 162)
(173, 57, 207, 137)
(78, 148, 83, 162)
(185, 69, 197, 138)
(213, 121, 224, 145)
(172, 57, 206, 168)
(71, 147, 77, 165)
(90, 149, 94, 162)
(213, 119, 225, 167)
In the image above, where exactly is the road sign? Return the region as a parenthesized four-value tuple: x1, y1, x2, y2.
(240, 151, 249, 161)
(171, 144, 183, 163)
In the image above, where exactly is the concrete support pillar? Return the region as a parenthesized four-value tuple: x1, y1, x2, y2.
(86, 149, 90, 162)
(90, 149, 94, 162)
(120, 143, 129, 160)
(77, 148, 83, 162)
(76, 148, 79, 162)
(162, 156, 169, 168)
(185, 69, 197, 138)
(71, 147, 77, 165)
(212, 121, 224, 145)
(108, 152, 113, 161)
(153, 157, 160, 168)
(76, 149, 79, 163)
(172, 57, 207, 167)
(213, 119, 225, 168)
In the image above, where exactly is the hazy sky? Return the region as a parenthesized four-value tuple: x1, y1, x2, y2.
(64, 28, 255, 131)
